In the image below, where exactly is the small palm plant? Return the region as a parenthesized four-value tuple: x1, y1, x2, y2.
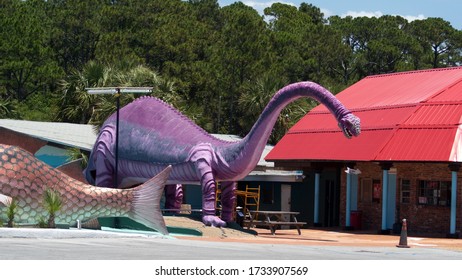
(66, 147, 88, 169)
(6, 198, 18, 228)
(43, 188, 63, 228)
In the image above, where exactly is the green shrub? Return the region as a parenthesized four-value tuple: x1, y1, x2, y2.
(43, 188, 63, 228)
(37, 216, 48, 228)
(6, 198, 18, 228)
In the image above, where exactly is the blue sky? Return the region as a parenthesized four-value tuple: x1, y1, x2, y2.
(217, 0, 462, 30)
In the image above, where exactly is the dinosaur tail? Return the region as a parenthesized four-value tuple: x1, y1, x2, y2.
(128, 165, 172, 235)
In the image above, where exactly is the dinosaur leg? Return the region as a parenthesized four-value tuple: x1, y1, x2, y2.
(92, 128, 116, 188)
(94, 148, 115, 188)
(164, 184, 183, 210)
(220, 181, 237, 222)
(196, 159, 226, 227)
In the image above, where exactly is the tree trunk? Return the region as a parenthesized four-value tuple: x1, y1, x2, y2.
(48, 214, 56, 228)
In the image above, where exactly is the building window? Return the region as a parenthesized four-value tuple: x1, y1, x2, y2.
(418, 180, 451, 206)
(360, 179, 372, 203)
(372, 179, 381, 203)
(400, 179, 411, 204)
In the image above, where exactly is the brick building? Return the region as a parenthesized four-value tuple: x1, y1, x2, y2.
(266, 67, 462, 237)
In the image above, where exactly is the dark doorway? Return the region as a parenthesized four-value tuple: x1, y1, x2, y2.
(323, 179, 340, 227)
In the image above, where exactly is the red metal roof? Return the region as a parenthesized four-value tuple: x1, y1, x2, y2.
(403, 104, 462, 126)
(273, 129, 395, 161)
(376, 128, 457, 161)
(267, 67, 462, 163)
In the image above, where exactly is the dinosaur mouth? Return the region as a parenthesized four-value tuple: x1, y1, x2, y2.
(343, 127, 353, 139)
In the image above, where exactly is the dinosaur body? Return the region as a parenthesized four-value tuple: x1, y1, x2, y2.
(0, 144, 171, 235)
(84, 81, 361, 227)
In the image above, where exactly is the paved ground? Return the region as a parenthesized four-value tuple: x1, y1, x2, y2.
(215, 227, 462, 250)
(1, 219, 462, 260)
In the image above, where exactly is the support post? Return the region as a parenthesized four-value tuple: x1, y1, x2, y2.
(85, 87, 153, 189)
(346, 171, 351, 228)
(314, 171, 321, 227)
(448, 163, 460, 238)
(380, 162, 393, 234)
(344, 162, 356, 230)
(382, 169, 388, 231)
(114, 89, 121, 189)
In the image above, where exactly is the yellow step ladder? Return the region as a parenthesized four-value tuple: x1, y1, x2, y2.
(216, 184, 261, 221)
(236, 185, 260, 220)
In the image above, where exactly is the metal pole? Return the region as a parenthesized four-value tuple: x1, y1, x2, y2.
(85, 87, 153, 189)
(450, 170, 457, 234)
(114, 88, 120, 188)
(382, 169, 389, 231)
(314, 172, 320, 225)
(346, 172, 351, 227)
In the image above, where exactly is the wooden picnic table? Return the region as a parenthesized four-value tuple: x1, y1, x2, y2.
(247, 210, 306, 235)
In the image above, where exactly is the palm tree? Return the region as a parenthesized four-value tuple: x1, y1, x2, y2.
(57, 61, 182, 129)
(6, 198, 18, 228)
(0, 98, 18, 119)
(56, 61, 109, 124)
(89, 65, 182, 128)
(43, 188, 63, 228)
(238, 76, 317, 144)
(66, 147, 88, 169)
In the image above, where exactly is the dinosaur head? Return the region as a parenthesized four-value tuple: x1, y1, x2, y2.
(338, 114, 361, 139)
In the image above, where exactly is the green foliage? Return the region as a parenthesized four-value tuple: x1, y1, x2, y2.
(66, 147, 88, 169)
(37, 216, 48, 228)
(5, 198, 18, 228)
(14, 92, 60, 121)
(408, 17, 460, 68)
(0, 98, 19, 119)
(43, 188, 63, 228)
(238, 75, 317, 144)
(48, 0, 105, 72)
(56, 61, 181, 128)
(55, 61, 108, 124)
(211, 2, 272, 133)
(0, 0, 62, 101)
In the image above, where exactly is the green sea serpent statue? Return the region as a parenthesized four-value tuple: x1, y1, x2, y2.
(84, 81, 361, 227)
(0, 144, 171, 235)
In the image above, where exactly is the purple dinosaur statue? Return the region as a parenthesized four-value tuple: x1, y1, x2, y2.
(84, 81, 360, 227)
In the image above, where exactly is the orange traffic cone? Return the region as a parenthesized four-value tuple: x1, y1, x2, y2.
(396, 218, 410, 248)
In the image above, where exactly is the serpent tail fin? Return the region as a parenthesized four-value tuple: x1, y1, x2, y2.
(129, 166, 172, 235)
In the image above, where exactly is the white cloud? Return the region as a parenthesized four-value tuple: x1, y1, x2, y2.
(343, 10, 384, 18)
(242, 2, 334, 20)
(242, 1, 296, 14)
(320, 8, 334, 18)
(401, 14, 426, 22)
(342, 10, 426, 23)
(237, 2, 428, 24)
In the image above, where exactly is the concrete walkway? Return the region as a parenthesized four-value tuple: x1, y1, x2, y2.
(226, 227, 462, 250)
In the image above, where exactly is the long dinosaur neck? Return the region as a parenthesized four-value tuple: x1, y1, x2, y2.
(228, 81, 351, 174)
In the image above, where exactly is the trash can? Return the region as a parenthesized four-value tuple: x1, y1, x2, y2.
(350, 210, 362, 230)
